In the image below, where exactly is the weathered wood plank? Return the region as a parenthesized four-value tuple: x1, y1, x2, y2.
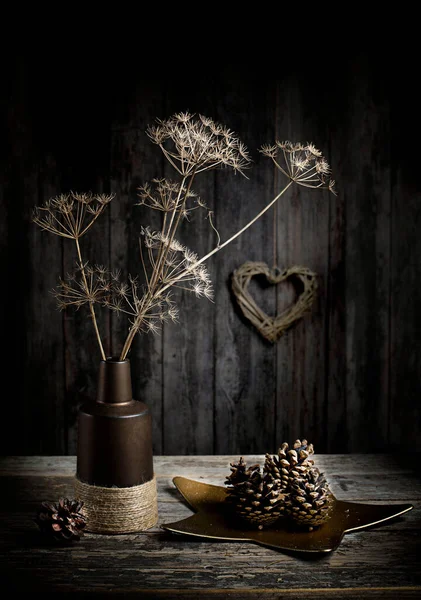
(339, 57, 392, 452)
(1, 470, 421, 511)
(3, 590, 417, 599)
(213, 72, 277, 454)
(110, 82, 165, 454)
(1, 527, 420, 592)
(161, 84, 217, 454)
(0, 586, 419, 599)
(1, 454, 421, 477)
(0, 62, 13, 456)
(326, 131, 347, 452)
(5, 58, 66, 454)
(274, 75, 331, 452)
(389, 144, 421, 450)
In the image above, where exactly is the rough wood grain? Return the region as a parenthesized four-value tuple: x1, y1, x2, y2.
(339, 58, 392, 451)
(389, 132, 421, 450)
(0, 455, 420, 597)
(326, 115, 347, 452)
(2, 453, 420, 476)
(213, 71, 277, 454)
(4, 58, 66, 454)
(274, 75, 331, 452)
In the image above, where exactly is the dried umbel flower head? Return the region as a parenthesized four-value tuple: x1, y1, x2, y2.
(147, 112, 252, 177)
(259, 141, 337, 195)
(136, 178, 207, 217)
(51, 263, 120, 311)
(106, 272, 180, 336)
(140, 227, 213, 300)
(32, 191, 115, 239)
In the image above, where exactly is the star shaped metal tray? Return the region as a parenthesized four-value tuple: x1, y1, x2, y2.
(161, 476, 413, 553)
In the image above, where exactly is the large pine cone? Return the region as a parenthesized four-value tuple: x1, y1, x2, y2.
(264, 439, 314, 489)
(285, 467, 335, 529)
(225, 457, 286, 529)
(35, 498, 87, 542)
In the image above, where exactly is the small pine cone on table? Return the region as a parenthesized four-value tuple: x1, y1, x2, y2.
(285, 467, 335, 530)
(225, 457, 287, 529)
(35, 498, 87, 542)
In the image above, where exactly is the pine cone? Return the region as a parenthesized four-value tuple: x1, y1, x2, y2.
(225, 457, 286, 529)
(285, 466, 335, 529)
(225, 456, 261, 486)
(264, 439, 314, 489)
(263, 443, 290, 491)
(35, 498, 87, 542)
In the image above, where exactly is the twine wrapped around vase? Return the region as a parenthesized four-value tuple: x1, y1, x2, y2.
(74, 476, 158, 534)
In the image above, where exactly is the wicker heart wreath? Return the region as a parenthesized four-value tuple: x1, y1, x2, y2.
(231, 261, 318, 343)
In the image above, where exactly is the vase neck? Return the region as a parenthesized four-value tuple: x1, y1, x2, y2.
(96, 359, 133, 404)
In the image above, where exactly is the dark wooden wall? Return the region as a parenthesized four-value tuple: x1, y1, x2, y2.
(1, 50, 420, 456)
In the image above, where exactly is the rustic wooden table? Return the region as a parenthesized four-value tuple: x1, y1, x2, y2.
(0, 455, 420, 598)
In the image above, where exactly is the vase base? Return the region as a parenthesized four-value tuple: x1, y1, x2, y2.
(74, 475, 158, 533)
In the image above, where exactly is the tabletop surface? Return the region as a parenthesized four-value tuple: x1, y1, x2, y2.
(0, 454, 420, 598)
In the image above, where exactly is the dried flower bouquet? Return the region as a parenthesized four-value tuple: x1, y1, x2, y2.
(33, 112, 336, 361)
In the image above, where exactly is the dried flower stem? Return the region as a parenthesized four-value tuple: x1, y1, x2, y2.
(75, 238, 106, 361)
(155, 172, 197, 283)
(119, 173, 197, 360)
(154, 181, 294, 300)
(149, 175, 189, 291)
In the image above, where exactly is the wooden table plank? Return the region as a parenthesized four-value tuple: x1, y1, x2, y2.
(2, 453, 420, 476)
(0, 455, 420, 597)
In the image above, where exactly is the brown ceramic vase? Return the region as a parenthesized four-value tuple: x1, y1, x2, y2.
(76, 358, 154, 488)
